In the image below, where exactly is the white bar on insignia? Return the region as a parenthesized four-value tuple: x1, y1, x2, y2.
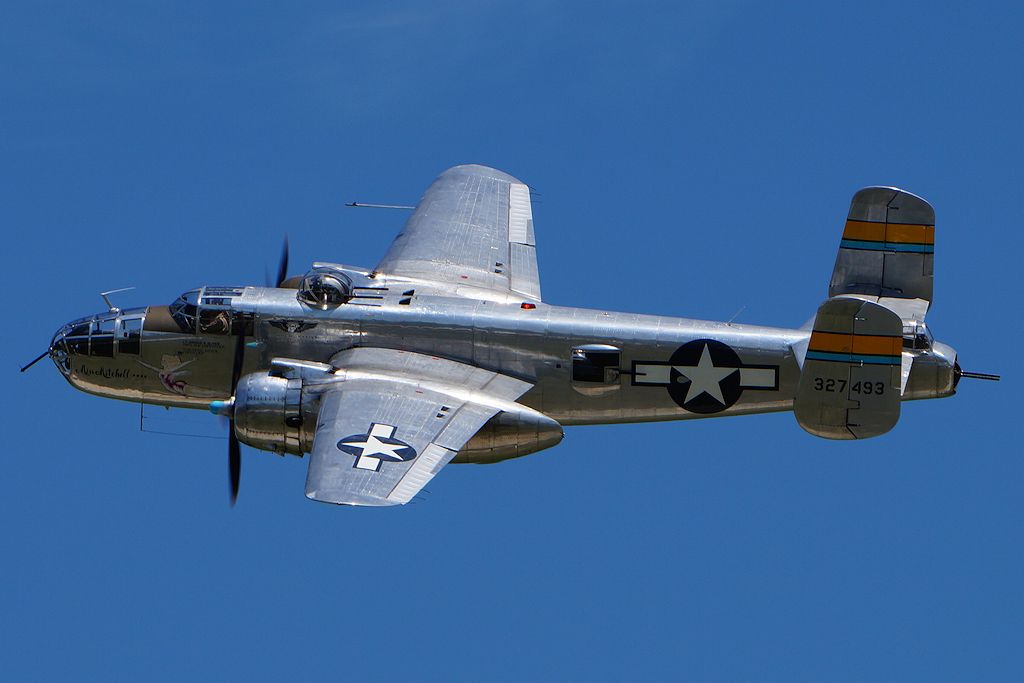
(370, 424, 393, 438)
(634, 364, 672, 385)
(739, 367, 776, 388)
(356, 456, 380, 470)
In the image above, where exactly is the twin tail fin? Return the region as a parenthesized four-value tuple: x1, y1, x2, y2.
(795, 187, 935, 440)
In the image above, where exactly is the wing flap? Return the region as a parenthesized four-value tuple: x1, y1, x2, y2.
(387, 443, 456, 504)
(509, 242, 541, 300)
(508, 182, 535, 245)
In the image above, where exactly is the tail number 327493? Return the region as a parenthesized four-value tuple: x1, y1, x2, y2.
(812, 378, 885, 395)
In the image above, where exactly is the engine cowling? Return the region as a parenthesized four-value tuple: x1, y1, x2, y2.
(233, 359, 335, 455)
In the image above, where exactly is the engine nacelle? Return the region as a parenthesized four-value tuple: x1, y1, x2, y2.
(453, 408, 564, 464)
(233, 359, 335, 455)
(232, 357, 562, 463)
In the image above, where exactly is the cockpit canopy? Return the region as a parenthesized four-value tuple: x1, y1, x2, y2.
(168, 287, 250, 335)
(169, 289, 200, 333)
(297, 264, 353, 309)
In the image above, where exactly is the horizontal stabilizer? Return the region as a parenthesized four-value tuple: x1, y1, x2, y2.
(830, 187, 935, 321)
(795, 297, 903, 440)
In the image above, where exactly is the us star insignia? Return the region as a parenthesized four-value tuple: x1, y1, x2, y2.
(631, 339, 779, 414)
(337, 423, 418, 471)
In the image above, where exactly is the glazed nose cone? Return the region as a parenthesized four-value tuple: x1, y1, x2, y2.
(49, 322, 74, 376)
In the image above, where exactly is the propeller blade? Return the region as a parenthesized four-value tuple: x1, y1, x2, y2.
(226, 332, 247, 506)
(229, 426, 241, 506)
(275, 236, 290, 288)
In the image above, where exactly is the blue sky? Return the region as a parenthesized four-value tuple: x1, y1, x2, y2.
(3, 2, 1022, 680)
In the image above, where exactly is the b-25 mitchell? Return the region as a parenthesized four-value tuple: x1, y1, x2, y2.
(27, 165, 998, 506)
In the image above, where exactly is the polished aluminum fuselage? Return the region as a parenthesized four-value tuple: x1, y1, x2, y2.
(250, 287, 805, 425)
(54, 274, 955, 436)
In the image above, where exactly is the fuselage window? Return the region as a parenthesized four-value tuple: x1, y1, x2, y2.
(198, 309, 232, 335)
(572, 345, 621, 383)
(119, 318, 142, 354)
(91, 319, 115, 358)
(902, 322, 934, 351)
(66, 323, 90, 355)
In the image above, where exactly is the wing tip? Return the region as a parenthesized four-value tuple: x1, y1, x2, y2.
(848, 186, 934, 225)
(441, 164, 524, 185)
(304, 490, 401, 507)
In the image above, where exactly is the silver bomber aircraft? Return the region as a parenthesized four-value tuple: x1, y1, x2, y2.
(27, 165, 999, 506)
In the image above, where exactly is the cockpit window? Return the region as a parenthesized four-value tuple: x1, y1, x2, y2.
(297, 267, 353, 309)
(169, 289, 200, 333)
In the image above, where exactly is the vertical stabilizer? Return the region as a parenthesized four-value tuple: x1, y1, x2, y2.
(795, 297, 903, 439)
(830, 187, 934, 322)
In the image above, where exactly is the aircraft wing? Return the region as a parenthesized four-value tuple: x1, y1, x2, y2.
(375, 164, 542, 301)
(305, 348, 533, 506)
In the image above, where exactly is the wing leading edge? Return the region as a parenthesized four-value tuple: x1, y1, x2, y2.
(374, 164, 542, 301)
